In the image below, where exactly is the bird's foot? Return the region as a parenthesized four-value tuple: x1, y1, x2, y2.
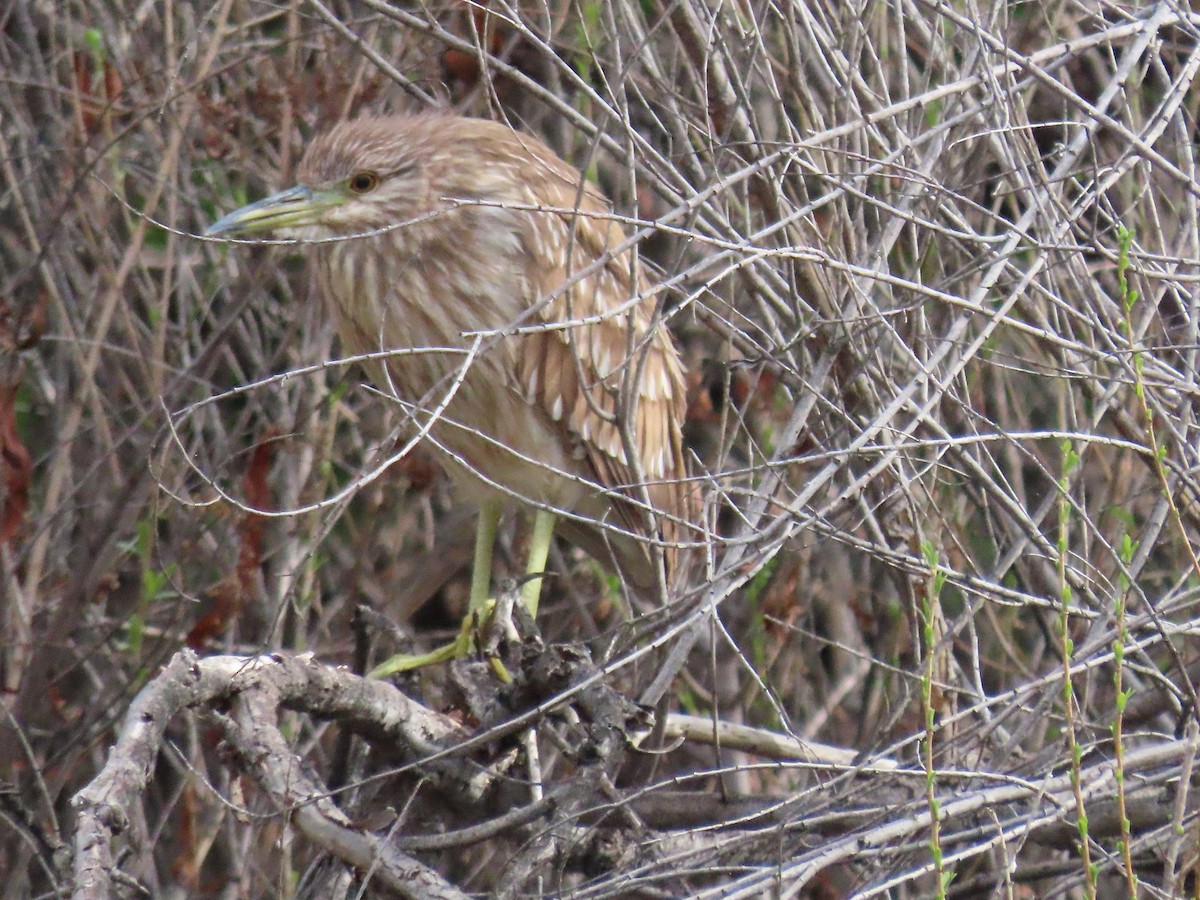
(368, 592, 522, 682)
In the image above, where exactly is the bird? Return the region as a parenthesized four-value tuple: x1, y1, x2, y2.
(206, 114, 692, 677)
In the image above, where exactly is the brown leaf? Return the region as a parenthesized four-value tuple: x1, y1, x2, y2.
(102, 59, 122, 103)
(185, 575, 241, 650)
(0, 383, 30, 546)
(235, 428, 279, 586)
(186, 429, 279, 648)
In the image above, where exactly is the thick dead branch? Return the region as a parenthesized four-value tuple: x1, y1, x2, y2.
(70, 650, 469, 898)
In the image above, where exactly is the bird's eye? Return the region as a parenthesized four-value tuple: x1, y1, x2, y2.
(348, 171, 379, 194)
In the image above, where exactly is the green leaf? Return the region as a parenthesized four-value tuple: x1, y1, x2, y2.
(126, 613, 145, 655)
(83, 28, 105, 61)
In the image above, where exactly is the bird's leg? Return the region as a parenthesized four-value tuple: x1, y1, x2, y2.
(367, 499, 503, 680)
(469, 497, 502, 615)
(459, 498, 514, 680)
(520, 509, 556, 617)
(368, 501, 547, 681)
(452, 497, 504, 662)
(457, 505, 550, 682)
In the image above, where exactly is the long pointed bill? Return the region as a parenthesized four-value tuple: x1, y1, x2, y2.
(205, 184, 344, 237)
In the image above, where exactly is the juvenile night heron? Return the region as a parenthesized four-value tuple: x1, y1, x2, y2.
(207, 114, 691, 676)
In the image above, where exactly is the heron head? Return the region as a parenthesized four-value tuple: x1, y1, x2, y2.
(205, 117, 439, 240)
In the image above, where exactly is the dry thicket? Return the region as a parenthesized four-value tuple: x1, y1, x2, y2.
(4, 0, 1200, 897)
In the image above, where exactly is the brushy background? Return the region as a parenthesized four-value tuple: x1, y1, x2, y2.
(5, 0, 1200, 897)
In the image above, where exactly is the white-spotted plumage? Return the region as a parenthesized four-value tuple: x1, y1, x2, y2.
(292, 114, 691, 590)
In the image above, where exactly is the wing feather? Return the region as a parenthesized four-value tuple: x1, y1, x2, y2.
(512, 143, 692, 583)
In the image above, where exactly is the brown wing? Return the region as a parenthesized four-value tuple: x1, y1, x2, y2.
(512, 145, 691, 581)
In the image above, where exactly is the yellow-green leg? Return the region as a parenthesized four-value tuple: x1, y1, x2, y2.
(470, 498, 502, 615)
(369, 498, 502, 679)
(521, 509, 556, 617)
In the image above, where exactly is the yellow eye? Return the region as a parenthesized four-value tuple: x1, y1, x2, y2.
(348, 171, 379, 194)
